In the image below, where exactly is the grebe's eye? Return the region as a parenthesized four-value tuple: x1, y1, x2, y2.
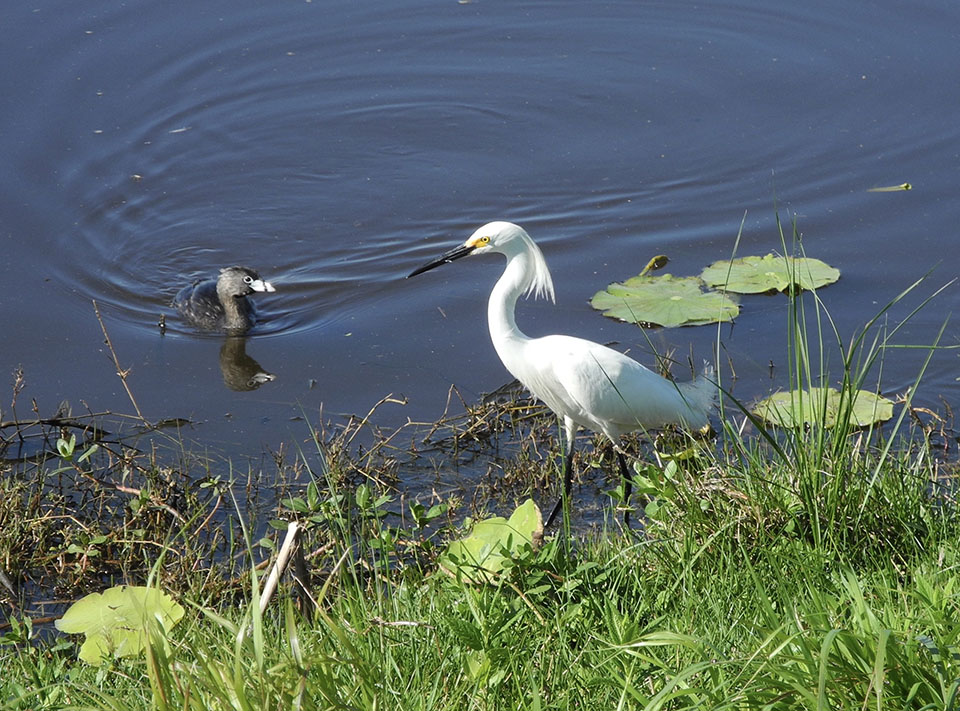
(243, 275, 254, 284)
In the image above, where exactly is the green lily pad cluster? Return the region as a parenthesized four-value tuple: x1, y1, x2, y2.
(439, 499, 543, 584)
(590, 273, 739, 328)
(702, 254, 840, 294)
(55, 585, 184, 666)
(591, 254, 840, 328)
(753, 387, 894, 429)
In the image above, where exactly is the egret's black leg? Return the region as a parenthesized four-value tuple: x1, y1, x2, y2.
(618, 450, 633, 526)
(546, 447, 575, 528)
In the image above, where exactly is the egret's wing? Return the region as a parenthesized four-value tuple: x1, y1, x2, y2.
(525, 335, 704, 437)
(516, 335, 599, 429)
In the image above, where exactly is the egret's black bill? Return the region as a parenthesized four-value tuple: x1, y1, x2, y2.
(407, 244, 475, 278)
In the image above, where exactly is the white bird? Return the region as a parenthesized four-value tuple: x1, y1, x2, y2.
(408, 221, 716, 526)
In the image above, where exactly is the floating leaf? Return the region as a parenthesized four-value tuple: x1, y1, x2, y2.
(55, 585, 184, 666)
(701, 254, 840, 294)
(439, 499, 543, 584)
(590, 274, 739, 328)
(753, 387, 894, 429)
(867, 183, 911, 192)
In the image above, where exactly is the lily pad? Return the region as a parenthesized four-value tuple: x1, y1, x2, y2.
(590, 273, 739, 328)
(753, 387, 894, 429)
(701, 254, 840, 294)
(55, 585, 184, 666)
(439, 499, 543, 583)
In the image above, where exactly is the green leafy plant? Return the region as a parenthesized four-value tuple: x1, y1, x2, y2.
(590, 273, 739, 327)
(54, 585, 184, 665)
(701, 253, 840, 293)
(439, 499, 543, 583)
(753, 386, 895, 428)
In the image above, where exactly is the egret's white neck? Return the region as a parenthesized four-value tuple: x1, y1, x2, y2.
(487, 251, 534, 346)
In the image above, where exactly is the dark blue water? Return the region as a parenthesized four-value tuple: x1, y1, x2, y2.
(1, 0, 958, 470)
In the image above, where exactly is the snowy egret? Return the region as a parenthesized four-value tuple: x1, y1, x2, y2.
(408, 222, 716, 526)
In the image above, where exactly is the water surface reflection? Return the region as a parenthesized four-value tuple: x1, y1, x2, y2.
(0, 0, 956, 480)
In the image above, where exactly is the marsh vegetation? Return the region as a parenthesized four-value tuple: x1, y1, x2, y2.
(2, 264, 959, 709)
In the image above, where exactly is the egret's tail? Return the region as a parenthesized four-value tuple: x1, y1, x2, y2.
(677, 361, 717, 429)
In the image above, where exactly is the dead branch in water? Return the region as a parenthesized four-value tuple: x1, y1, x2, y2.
(93, 299, 146, 423)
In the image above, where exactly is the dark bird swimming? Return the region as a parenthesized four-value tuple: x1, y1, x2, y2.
(173, 266, 275, 333)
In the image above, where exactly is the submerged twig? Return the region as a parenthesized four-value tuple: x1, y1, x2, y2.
(93, 300, 146, 423)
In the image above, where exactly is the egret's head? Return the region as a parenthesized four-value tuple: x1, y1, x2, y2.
(407, 221, 555, 302)
(407, 222, 523, 278)
(463, 221, 526, 255)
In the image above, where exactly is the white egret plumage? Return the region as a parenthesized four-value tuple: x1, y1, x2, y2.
(408, 221, 716, 526)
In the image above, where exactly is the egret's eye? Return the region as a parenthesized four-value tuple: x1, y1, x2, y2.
(477, 235, 490, 246)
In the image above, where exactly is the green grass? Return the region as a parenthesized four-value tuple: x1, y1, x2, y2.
(2, 216, 959, 710)
(4, 489, 958, 710)
(3, 394, 957, 710)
